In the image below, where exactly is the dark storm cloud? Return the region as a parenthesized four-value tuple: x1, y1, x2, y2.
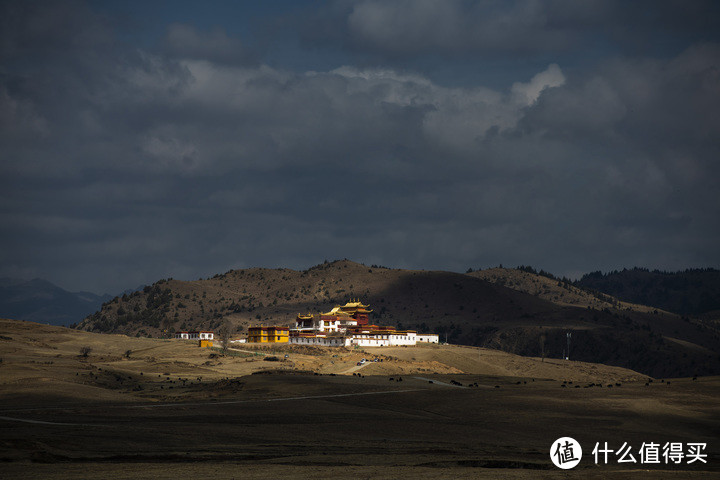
(1, 0, 719, 293)
(161, 24, 257, 66)
(301, 0, 720, 58)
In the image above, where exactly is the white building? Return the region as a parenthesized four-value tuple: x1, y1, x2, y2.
(290, 302, 437, 348)
(416, 334, 439, 343)
(343, 330, 417, 347)
(295, 314, 356, 333)
(175, 331, 214, 340)
(289, 334, 345, 346)
(318, 318, 341, 333)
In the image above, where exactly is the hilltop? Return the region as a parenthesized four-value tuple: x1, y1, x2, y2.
(76, 260, 720, 378)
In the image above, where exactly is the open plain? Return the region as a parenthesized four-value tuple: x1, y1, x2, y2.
(0, 319, 718, 479)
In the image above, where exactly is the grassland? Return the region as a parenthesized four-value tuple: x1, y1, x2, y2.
(1, 319, 718, 479)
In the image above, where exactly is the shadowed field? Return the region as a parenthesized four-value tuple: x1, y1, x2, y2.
(1, 319, 718, 478)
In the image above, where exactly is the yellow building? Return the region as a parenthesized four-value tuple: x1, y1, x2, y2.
(247, 326, 289, 343)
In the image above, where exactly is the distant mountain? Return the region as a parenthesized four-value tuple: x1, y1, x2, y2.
(77, 260, 720, 378)
(575, 268, 720, 316)
(0, 278, 112, 326)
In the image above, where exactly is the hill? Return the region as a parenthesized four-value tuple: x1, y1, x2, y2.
(576, 268, 720, 316)
(0, 317, 646, 406)
(468, 267, 659, 313)
(0, 278, 112, 326)
(76, 260, 720, 378)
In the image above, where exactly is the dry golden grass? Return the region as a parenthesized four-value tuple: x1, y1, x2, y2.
(0, 319, 646, 406)
(2, 318, 719, 479)
(369, 343, 645, 383)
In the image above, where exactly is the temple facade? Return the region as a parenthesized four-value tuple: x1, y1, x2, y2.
(293, 300, 372, 333)
(321, 300, 372, 326)
(286, 300, 438, 347)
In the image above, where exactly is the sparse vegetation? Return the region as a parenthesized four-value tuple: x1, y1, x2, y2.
(576, 267, 720, 316)
(218, 321, 231, 354)
(72, 260, 720, 378)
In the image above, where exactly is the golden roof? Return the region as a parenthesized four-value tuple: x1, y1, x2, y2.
(340, 299, 370, 309)
(297, 313, 314, 320)
(321, 307, 351, 316)
(321, 299, 373, 316)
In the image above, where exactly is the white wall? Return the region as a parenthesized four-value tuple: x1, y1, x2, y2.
(288, 331, 428, 347)
(289, 336, 343, 346)
(416, 334, 439, 343)
(317, 320, 340, 332)
(348, 332, 418, 347)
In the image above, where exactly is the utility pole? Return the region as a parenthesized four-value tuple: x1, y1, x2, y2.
(566, 332, 571, 360)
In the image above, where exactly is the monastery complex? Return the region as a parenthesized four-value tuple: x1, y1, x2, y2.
(248, 300, 439, 347)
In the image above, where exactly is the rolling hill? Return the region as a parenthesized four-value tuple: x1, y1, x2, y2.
(75, 260, 720, 379)
(468, 267, 661, 313)
(0, 317, 646, 406)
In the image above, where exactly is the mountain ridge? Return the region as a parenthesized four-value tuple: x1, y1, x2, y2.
(76, 260, 720, 378)
(0, 278, 112, 326)
(575, 267, 720, 316)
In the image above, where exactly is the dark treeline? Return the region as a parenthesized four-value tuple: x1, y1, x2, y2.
(575, 268, 720, 316)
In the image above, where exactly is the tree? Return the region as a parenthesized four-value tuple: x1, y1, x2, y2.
(218, 321, 231, 354)
(79, 346, 92, 358)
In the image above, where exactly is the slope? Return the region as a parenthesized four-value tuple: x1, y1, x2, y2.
(0, 318, 646, 406)
(576, 268, 720, 316)
(76, 260, 720, 378)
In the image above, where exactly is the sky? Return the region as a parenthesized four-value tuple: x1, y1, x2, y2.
(1, 0, 719, 294)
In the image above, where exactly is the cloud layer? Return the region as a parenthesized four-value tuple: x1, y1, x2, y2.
(1, 1, 719, 293)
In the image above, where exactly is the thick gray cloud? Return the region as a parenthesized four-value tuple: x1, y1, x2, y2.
(1, 1, 719, 293)
(302, 0, 720, 59)
(162, 24, 256, 66)
(346, 0, 578, 54)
